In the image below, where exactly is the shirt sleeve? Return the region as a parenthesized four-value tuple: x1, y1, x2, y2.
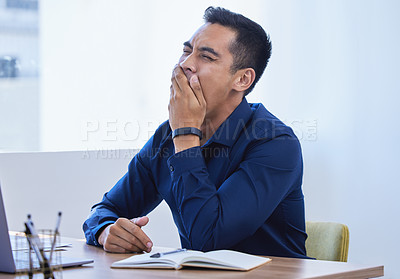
(82, 136, 163, 246)
(166, 134, 302, 251)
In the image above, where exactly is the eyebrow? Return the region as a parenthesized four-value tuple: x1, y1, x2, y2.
(183, 41, 220, 58)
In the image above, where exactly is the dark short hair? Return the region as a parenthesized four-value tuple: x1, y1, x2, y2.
(204, 6, 272, 95)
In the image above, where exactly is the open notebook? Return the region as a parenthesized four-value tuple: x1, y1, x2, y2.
(0, 183, 93, 273)
(111, 247, 271, 271)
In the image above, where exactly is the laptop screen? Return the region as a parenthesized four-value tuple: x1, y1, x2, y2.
(0, 184, 17, 273)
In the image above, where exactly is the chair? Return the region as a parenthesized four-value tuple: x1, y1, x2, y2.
(305, 221, 349, 262)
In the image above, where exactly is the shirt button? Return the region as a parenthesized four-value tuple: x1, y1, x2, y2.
(169, 165, 174, 172)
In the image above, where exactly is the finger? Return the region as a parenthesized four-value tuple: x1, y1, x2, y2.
(131, 216, 149, 227)
(113, 219, 151, 251)
(101, 224, 141, 253)
(171, 76, 181, 98)
(169, 84, 176, 107)
(120, 219, 153, 251)
(110, 221, 148, 252)
(171, 64, 180, 77)
(173, 66, 189, 94)
(189, 75, 206, 106)
(171, 65, 182, 91)
(103, 242, 130, 253)
(104, 236, 141, 253)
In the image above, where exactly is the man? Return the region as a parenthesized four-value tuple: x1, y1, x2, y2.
(83, 6, 308, 258)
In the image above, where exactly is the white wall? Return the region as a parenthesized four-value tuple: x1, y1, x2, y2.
(16, 0, 400, 278)
(253, 2, 400, 278)
(0, 7, 39, 152)
(0, 78, 39, 151)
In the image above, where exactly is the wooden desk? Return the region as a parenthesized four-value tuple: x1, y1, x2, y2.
(0, 238, 384, 279)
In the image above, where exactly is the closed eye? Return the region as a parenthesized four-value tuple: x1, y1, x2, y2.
(183, 41, 193, 55)
(201, 54, 215, 61)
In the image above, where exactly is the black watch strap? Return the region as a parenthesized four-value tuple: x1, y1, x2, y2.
(172, 127, 202, 140)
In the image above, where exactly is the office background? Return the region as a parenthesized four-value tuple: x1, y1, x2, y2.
(0, 0, 399, 278)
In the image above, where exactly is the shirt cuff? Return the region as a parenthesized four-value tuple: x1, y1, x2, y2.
(167, 146, 206, 179)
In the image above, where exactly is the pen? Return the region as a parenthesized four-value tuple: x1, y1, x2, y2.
(27, 219, 33, 279)
(49, 211, 62, 262)
(150, 248, 187, 258)
(25, 214, 54, 279)
(25, 216, 45, 263)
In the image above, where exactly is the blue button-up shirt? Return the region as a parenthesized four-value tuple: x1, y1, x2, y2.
(83, 98, 308, 258)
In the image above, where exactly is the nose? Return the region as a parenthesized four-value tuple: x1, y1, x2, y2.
(179, 54, 196, 79)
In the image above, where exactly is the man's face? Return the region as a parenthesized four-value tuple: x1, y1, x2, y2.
(178, 23, 239, 119)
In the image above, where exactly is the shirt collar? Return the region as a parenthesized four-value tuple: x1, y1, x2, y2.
(203, 98, 253, 148)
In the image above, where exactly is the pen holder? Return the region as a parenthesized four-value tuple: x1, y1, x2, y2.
(13, 230, 63, 278)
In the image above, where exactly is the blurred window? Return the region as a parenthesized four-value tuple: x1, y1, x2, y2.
(0, 0, 39, 152)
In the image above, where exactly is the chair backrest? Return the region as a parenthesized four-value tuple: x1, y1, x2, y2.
(305, 221, 349, 262)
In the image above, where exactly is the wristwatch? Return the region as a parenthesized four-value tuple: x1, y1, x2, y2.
(172, 127, 202, 140)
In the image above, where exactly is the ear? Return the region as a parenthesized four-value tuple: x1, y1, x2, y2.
(232, 68, 256, 93)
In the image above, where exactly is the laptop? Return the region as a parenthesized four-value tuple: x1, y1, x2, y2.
(0, 184, 94, 273)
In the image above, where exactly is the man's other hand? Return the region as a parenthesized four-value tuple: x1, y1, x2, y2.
(169, 65, 206, 131)
(97, 216, 153, 253)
